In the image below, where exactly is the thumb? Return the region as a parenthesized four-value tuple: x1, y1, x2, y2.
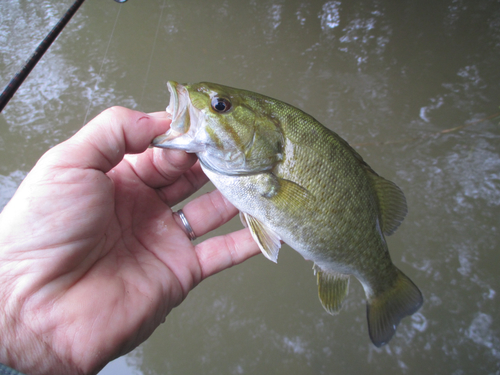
(43, 107, 171, 173)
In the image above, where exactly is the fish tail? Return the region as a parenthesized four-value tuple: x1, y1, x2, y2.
(366, 268, 423, 347)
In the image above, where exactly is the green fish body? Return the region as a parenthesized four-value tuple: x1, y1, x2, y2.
(153, 81, 423, 347)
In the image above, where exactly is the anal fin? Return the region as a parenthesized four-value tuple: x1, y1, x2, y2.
(314, 264, 350, 315)
(241, 212, 282, 263)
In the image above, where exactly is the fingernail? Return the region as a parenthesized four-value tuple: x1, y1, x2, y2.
(148, 111, 171, 119)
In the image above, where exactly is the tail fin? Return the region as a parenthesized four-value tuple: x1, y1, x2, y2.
(366, 268, 423, 347)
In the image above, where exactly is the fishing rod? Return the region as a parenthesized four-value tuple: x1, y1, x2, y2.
(0, 0, 128, 113)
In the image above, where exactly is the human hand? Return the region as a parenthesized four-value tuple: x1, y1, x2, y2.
(0, 107, 260, 375)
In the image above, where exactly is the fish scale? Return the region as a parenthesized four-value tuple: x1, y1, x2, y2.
(153, 81, 423, 347)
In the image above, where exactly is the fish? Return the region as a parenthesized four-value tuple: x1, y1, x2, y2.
(152, 81, 423, 347)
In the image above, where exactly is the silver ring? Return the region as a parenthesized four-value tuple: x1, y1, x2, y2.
(175, 209, 197, 241)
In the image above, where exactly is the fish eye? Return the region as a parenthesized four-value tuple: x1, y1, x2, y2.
(211, 97, 232, 113)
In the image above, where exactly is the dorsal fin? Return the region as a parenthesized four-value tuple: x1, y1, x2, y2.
(367, 170, 407, 236)
(331, 136, 407, 236)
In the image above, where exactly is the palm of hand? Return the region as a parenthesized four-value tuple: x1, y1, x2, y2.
(0, 108, 259, 375)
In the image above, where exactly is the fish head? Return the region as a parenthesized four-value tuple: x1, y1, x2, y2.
(152, 81, 283, 175)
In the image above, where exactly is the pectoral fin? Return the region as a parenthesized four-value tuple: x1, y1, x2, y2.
(241, 212, 282, 263)
(254, 173, 313, 210)
(271, 177, 313, 208)
(314, 264, 350, 315)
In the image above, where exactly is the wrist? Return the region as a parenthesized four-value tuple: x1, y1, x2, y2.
(0, 304, 78, 375)
(0, 292, 65, 375)
(0, 256, 74, 375)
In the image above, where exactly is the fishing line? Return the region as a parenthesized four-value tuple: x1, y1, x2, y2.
(83, 3, 123, 125)
(352, 111, 500, 148)
(139, 0, 167, 109)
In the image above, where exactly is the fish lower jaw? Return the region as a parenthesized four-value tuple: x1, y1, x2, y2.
(151, 130, 184, 147)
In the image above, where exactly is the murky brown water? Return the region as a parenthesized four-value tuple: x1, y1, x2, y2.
(1, 0, 500, 374)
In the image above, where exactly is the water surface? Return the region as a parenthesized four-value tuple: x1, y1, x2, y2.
(1, 1, 500, 374)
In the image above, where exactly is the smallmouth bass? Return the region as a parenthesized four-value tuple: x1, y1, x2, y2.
(153, 81, 423, 347)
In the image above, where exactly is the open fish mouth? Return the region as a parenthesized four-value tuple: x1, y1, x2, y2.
(152, 81, 189, 146)
(164, 81, 191, 138)
(152, 81, 205, 152)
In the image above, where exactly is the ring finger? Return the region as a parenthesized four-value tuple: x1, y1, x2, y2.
(173, 189, 239, 240)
